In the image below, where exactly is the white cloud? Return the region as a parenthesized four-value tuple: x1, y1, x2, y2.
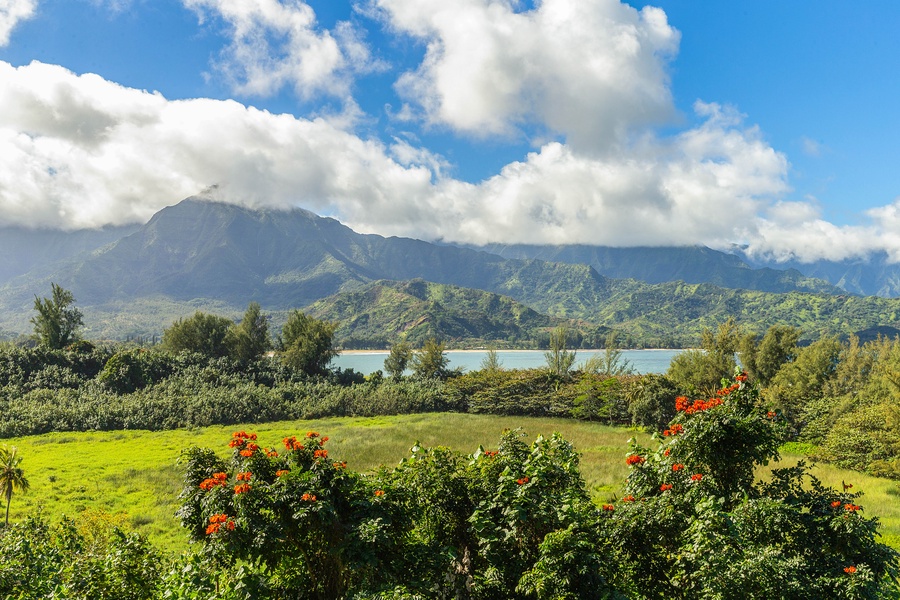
(3, 59, 900, 265)
(0, 61, 435, 229)
(376, 0, 679, 153)
(183, 0, 382, 100)
(0, 0, 36, 46)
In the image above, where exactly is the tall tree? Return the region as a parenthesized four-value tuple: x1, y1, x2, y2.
(384, 341, 413, 380)
(31, 283, 83, 349)
(581, 331, 633, 377)
(412, 338, 450, 379)
(0, 446, 29, 527)
(739, 325, 801, 386)
(226, 302, 271, 363)
(480, 347, 503, 373)
(544, 325, 576, 378)
(161, 311, 234, 358)
(280, 310, 339, 376)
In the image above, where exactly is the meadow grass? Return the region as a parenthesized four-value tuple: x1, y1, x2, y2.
(5, 413, 900, 552)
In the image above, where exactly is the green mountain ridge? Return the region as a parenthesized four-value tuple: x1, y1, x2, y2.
(305, 279, 561, 348)
(1, 197, 900, 346)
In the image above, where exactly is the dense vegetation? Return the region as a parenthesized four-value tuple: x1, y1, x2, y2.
(2, 375, 898, 598)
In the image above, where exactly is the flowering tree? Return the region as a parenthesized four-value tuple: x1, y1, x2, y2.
(605, 372, 900, 599)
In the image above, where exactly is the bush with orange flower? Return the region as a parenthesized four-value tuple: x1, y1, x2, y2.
(603, 371, 899, 599)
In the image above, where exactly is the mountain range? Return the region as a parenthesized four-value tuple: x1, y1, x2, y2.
(2, 196, 900, 346)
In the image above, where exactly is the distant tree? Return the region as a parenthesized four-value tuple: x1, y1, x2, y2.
(739, 325, 801, 386)
(161, 312, 234, 358)
(384, 341, 413, 380)
(280, 310, 339, 376)
(669, 318, 740, 396)
(544, 326, 576, 378)
(226, 302, 270, 363)
(480, 347, 503, 373)
(30, 283, 83, 349)
(581, 331, 633, 377)
(412, 338, 450, 379)
(0, 446, 29, 527)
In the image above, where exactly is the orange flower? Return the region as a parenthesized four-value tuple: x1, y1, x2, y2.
(301, 493, 317, 502)
(690, 473, 703, 482)
(672, 463, 684, 472)
(205, 523, 220, 535)
(306, 431, 319, 439)
(625, 454, 646, 466)
(844, 504, 861, 512)
(663, 449, 670, 457)
(844, 566, 857, 574)
(236, 471, 252, 481)
(199, 472, 228, 490)
(766, 411, 776, 419)
(831, 501, 841, 508)
(240, 449, 254, 457)
(621, 495, 636, 502)
(333, 461, 347, 469)
(374, 490, 385, 497)
(602, 504, 615, 511)
(660, 484, 673, 492)
(483, 450, 498, 458)
(313, 449, 328, 459)
(516, 477, 530, 485)
(664, 424, 684, 436)
(234, 483, 251, 494)
(276, 469, 289, 477)
(735, 373, 748, 382)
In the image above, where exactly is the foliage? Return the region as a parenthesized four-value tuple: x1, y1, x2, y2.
(280, 310, 339, 376)
(624, 373, 680, 432)
(177, 429, 617, 599)
(581, 331, 633, 377)
(0, 512, 163, 599)
(96, 347, 175, 393)
(766, 336, 842, 430)
(480, 347, 503, 372)
(739, 324, 801, 386)
(605, 372, 900, 599)
(667, 319, 739, 396)
(544, 325, 576, 379)
(384, 341, 413, 380)
(226, 302, 271, 364)
(411, 338, 451, 380)
(30, 282, 84, 349)
(162, 311, 235, 359)
(0, 445, 28, 527)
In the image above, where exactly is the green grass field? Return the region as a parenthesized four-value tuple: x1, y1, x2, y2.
(5, 413, 900, 552)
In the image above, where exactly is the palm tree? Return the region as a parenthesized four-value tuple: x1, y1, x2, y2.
(0, 446, 29, 527)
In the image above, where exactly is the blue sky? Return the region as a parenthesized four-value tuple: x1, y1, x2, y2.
(1, 0, 899, 263)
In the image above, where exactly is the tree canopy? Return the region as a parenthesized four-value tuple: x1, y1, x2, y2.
(31, 283, 83, 349)
(280, 311, 339, 376)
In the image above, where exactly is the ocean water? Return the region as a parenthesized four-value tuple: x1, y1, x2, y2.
(332, 349, 683, 376)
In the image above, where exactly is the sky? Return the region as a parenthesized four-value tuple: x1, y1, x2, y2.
(1, 0, 899, 263)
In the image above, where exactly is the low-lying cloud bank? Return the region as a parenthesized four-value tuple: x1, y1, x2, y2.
(0, 59, 897, 264)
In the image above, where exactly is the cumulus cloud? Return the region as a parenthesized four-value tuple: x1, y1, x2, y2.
(376, 0, 679, 153)
(183, 0, 383, 100)
(3, 59, 899, 264)
(0, 0, 36, 46)
(0, 61, 435, 230)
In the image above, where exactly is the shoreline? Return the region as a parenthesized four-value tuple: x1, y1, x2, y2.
(338, 348, 685, 355)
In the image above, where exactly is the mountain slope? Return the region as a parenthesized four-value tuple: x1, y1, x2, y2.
(2, 197, 900, 345)
(0, 198, 618, 337)
(737, 250, 900, 297)
(472, 243, 841, 294)
(306, 279, 559, 348)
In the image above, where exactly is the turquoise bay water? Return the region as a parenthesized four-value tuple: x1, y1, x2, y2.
(333, 349, 683, 376)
